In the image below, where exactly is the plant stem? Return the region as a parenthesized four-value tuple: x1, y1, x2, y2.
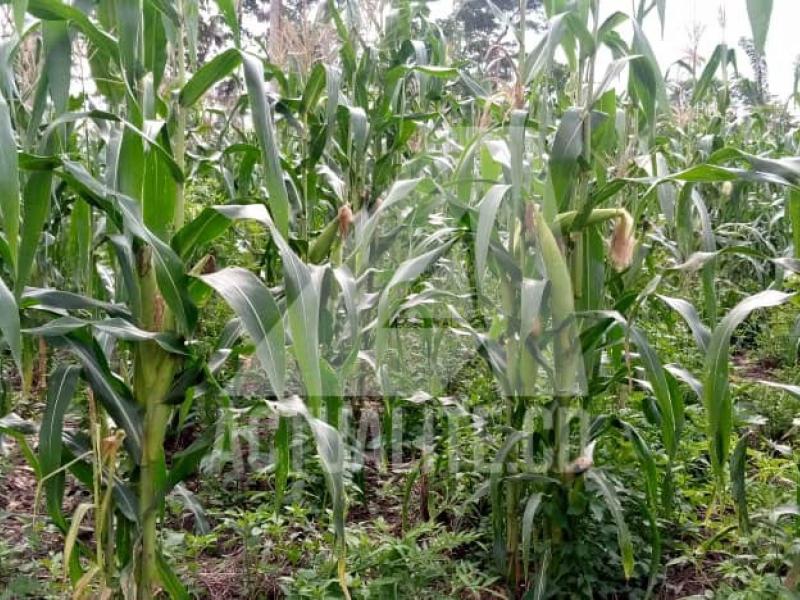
(174, 0, 187, 230)
(134, 253, 179, 598)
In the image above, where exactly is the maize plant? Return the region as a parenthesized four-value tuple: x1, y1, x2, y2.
(0, 0, 799, 598)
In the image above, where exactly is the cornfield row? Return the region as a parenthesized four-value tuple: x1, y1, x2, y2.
(0, 0, 799, 598)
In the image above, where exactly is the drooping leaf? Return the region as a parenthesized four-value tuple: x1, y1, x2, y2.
(58, 161, 197, 332)
(22, 287, 132, 320)
(179, 48, 242, 108)
(56, 332, 143, 462)
(657, 294, 710, 352)
(27, 0, 117, 59)
(200, 268, 286, 398)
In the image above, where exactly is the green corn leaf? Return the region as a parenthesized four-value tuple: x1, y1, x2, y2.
(665, 364, 703, 399)
(549, 108, 583, 209)
(0, 413, 40, 490)
(693, 192, 717, 323)
(522, 12, 568, 84)
(16, 171, 52, 297)
(117, 126, 146, 202)
(629, 326, 677, 458)
(58, 161, 197, 332)
(730, 432, 750, 533)
(22, 287, 132, 320)
(331, 265, 360, 373)
(179, 48, 242, 108)
(657, 294, 710, 352)
(171, 484, 210, 535)
(39, 111, 184, 183)
(615, 418, 661, 590)
(756, 380, 800, 398)
(199, 267, 286, 399)
(0, 412, 36, 435)
(42, 21, 72, 117)
(521, 493, 543, 580)
(156, 551, 191, 600)
(306, 413, 346, 552)
(28, 0, 118, 59)
(57, 332, 143, 462)
(692, 44, 724, 105)
(746, 0, 773, 54)
(146, 0, 180, 25)
(67, 198, 92, 291)
(275, 416, 290, 509)
(62, 432, 139, 522)
(0, 96, 19, 268)
(143, 1, 168, 89)
(25, 316, 186, 355)
(0, 275, 21, 372)
(214, 0, 240, 46)
(211, 207, 325, 406)
(587, 470, 634, 580)
(475, 184, 510, 283)
(489, 430, 526, 571)
(120, 194, 198, 332)
(704, 290, 794, 485)
(12, 0, 27, 32)
(308, 214, 341, 264)
(164, 433, 214, 493)
(352, 178, 423, 257)
(108, 234, 142, 319)
(172, 203, 274, 260)
(39, 365, 80, 530)
(171, 206, 232, 260)
(375, 240, 456, 388)
(214, 208, 326, 407)
(282, 247, 324, 406)
(789, 189, 800, 259)
(242, 53, 290, 238)
(269, 396, 347, 561)
(615, 419, 658, 510)
(656, 0, 666, 37)
(117, 0, 144, 90)
(142, 123, 178, 239)
(629, 19, 667, 133)
(592, 56, 637, 105)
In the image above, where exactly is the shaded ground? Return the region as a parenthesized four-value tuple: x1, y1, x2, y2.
(657, 554, 725, 599)
(0, 447, 64, 598)
(1, 439, 731, 599)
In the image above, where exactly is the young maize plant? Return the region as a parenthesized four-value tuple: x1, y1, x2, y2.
(0, 0, 349, 596)
(433, 0, 799, 593)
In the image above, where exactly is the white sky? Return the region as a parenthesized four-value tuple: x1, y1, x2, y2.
(431, 0, 800, 101)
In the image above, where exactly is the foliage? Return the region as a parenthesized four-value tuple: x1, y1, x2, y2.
(0, 0, 799, 598)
